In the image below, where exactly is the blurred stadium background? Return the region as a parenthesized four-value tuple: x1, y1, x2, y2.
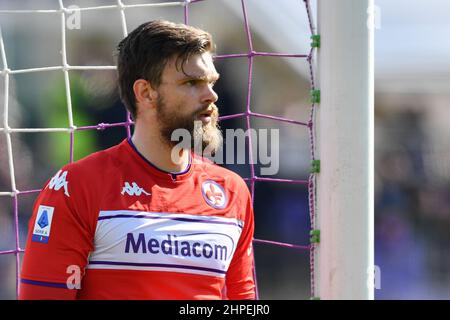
(375, 0, 450, 299)
(2, 0, 450, 300)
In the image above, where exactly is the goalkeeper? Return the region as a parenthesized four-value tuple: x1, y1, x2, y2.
(19, 20, 255, 300)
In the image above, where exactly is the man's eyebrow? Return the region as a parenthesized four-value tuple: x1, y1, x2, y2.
(183, 73, 220, 81)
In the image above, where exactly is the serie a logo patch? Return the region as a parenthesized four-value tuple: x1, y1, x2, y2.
(32, 205, 55, 244)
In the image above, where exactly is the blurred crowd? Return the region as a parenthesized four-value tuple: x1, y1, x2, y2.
(375, 97, 450, 299)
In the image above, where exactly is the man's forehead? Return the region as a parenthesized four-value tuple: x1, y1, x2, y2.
(165, 52, 218, 79)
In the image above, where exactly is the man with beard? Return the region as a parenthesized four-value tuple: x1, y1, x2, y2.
(20, 20, 256, 300)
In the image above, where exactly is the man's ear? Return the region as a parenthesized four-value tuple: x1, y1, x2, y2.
(133, 79, 158, 109)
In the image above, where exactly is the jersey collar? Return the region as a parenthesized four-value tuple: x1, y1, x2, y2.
(123, 138, 194, 182)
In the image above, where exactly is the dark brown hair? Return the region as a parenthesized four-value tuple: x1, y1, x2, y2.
(116, 20, 214, 119)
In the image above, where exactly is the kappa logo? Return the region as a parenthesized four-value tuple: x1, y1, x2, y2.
(201, 180, 227, 209)
(121, 182, 151, 196)
(48, 170, 70, 197)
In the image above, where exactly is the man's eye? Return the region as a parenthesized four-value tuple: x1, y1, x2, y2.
(186, 80, 198, 86)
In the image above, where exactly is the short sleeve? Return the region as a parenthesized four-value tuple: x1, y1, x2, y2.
(19, 167, 95, 299)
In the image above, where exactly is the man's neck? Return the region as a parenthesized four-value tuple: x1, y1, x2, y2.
(131, 123, 190, 173)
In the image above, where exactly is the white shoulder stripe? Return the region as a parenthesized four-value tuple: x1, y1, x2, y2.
(97, 210, 244, 228)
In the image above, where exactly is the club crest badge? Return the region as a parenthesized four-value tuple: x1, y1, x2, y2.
(201, 180, 227, 209)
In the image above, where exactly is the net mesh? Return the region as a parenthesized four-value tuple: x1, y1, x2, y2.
(0, 0, 318, 299)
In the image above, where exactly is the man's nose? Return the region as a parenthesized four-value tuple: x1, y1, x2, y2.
(201, 84, 218, 105)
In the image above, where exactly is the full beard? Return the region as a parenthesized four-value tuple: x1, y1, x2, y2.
(156, 96, 223, 156)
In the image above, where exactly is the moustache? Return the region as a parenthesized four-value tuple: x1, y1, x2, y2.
(193, 103, 219, 118)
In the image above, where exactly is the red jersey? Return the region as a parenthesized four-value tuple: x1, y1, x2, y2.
(19, 139, 255, 300)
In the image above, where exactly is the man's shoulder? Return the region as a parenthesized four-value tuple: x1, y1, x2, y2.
(192, 155, 248, 190)
(57, 141, 125, 179)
